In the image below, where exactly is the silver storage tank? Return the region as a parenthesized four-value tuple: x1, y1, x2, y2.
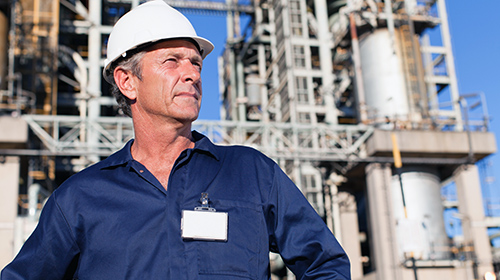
(359, 28, 410, 122)
(391, 167, 450, 260)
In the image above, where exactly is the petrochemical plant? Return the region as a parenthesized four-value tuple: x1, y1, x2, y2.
(0, 0, 498, 279)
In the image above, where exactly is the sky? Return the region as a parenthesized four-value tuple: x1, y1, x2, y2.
(446, 1, 500, 207)
(185, 1, 500, 205)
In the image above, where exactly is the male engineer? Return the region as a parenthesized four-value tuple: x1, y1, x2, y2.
(1, 1, 350, 279)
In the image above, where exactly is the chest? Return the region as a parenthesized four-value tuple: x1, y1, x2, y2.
(74, 167, 269, 280)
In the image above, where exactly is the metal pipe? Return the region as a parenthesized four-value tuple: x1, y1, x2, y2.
(348, 12, 368, 123)
(391, 133, 408, 217)
(383, 0, 396, 52)
(7, 0, 17, 99)
(330, 184, 343, 243)
(258, 44, 269, 123)
(323, 184, 334, 232)
(50, 0, 60, 116)
(315, 0, 336, 124)
(236, 58, 246, 121)
(87, 0, 102, 163)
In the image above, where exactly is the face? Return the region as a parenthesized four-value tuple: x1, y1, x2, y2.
(125, 39, 203, 126)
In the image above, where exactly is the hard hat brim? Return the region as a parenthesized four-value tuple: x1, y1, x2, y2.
(102, 0, 215, 84)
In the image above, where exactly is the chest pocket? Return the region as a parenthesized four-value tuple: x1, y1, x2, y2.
(194, 199, 263, 279)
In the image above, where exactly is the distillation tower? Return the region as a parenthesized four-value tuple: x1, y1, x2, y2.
(0, 0, 498, 279)
(219, 0, 497, 279)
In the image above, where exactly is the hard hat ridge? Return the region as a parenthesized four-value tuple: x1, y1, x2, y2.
(103, 0, 214, 83)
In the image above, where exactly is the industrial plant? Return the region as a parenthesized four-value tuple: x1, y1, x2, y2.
(0, 0, 497, 279)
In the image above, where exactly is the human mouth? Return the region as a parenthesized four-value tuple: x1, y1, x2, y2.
(176, 92, 199, 100)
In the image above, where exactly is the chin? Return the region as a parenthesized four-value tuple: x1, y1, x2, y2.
(178, 113, 199, 125)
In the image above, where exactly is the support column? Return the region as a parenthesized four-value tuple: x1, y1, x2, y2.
(314, 0, 337, 124)
(454, 164, 494, 277)
(365, 163, 401, 280)
(338, 191, 363, 279)
(0, 156, 20, 268)
(87, 0, 102, 163)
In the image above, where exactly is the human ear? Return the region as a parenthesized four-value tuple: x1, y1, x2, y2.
(114, 67, 138, 100)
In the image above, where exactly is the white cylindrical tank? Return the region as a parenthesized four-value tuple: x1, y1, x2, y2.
(360, 27, 449, 260)
(391, 167, 450, 260)
(359, 29, 410, 122)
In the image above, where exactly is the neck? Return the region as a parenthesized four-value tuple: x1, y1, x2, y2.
(130, 115, 195, 160)
(129, 120, 195, 190)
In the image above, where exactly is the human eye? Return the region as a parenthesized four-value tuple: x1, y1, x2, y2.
(194, 63, 202, 71)
(192, 60, 203, 72)
(162, 56, 178, 66)
(166, 58, 177, 63)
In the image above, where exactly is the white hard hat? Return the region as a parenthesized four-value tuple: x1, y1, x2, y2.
(103, 0, 214, 83)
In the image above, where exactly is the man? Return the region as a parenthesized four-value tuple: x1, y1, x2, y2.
(1, 1, 350, 279)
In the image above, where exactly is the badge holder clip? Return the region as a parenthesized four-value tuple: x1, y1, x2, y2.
(181, 193, 228, 241)
(194, 192, 216, 212)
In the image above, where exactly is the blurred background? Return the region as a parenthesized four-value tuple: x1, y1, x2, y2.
(0, 0, 498, 279)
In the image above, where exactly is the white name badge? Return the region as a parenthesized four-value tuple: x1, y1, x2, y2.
(181, 210, 228, 241)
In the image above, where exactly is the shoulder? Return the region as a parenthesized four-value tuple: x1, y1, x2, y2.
(62, 157, 113, 184)
(53, 151, 126, 200)
(194, 131, 274, 165)
(215, 144, 277, 168)
(51, 162, 100, 201)
(217, 144, 263, 155)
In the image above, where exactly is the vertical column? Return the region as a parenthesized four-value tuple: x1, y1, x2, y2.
(348, 10, 367, 124)
(87, 0, 102, 162)
(226, 0, 238, 121)
(313, 0, 336, 124)
(454, 164, 494, 277)
(0, 156, 20, 268)
(365, 163, 402, 280)
(338, 191, 363, 279)
(436, 0, 462, 131)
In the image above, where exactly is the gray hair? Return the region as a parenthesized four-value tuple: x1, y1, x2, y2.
(109, 51, 146, 117)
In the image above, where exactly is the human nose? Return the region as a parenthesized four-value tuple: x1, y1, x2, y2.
(181, 61, 201, 84)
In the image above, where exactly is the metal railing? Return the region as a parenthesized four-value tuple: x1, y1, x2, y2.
(16, 115, 374, 162)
